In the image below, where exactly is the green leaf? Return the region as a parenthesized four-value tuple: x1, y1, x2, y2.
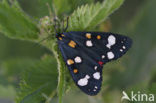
(0, 58, 35, 86)
(52, 44, 66, 103)
(0, 85, 16, 99)
(53, 0, 93, 18)
(0, 0, 39, 40)
(149, 83, 156, 95)
(2, 58, 34, 77)
(42, 40, 73, 103)
(18, 0, 53, 18)
(53, 0, 71, 17)
(68, 0, 124, 31)
(16, 55, 58, 103)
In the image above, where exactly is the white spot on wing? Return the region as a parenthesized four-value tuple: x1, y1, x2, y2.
(107, 51, 114, 59)
(93, 86, 98, 92)
(94, 66, 98, 70)
(95, 86, 97, 89)
(86, 75, 90, 79)
(123, 46, 126, 49)
(86, 40, 93, 47)
(77, 75, 90, 86)
(106, 35, 116, 48)
(93, 72, 100, 80)
(74, 56, 82, 63)
(120, 49, 123, 52)
(102, 55, 105, 59)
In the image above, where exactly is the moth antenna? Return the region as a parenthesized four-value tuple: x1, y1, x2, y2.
(53, 17, 61, 33)
(61, 18, 64, 33)
(63, 17, 69, 32)
(53, 17, 57, 33)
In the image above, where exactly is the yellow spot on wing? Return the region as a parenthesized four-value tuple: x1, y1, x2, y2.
(86, 33, 91, 39)
(97, 35, 101, 39)
(68, 40, 76, 48)
(73, 69, 78, 73)
(59, 37, 63, 40)
(61, 34, 65, 37)
(67, 59, 74, 65)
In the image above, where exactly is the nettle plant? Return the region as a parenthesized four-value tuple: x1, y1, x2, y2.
(0, 0, 125, 103)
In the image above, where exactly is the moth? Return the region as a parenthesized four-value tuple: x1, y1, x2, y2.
(56, 31, 132, 95)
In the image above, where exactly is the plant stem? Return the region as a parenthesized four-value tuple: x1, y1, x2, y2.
(52, 43, 65, 103)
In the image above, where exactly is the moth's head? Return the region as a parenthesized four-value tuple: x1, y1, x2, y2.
(56, 33, 66, 41)
(54, 17, 69, 35)
(39, 16, 68, 42)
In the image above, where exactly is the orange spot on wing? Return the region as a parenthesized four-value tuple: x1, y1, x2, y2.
(97, 35, 101, 39)
(73, 69, 78, 73)
(59, 37, 63, 40)
(67, 59, 74, 65)
(68, 40, 76, 48)
(86, 33, 91, 39)
(61, 34, 65, 37)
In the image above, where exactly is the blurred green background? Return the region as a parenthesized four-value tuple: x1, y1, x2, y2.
(0, 0, 156, 103)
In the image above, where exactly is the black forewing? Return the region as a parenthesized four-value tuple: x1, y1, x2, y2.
(66, 32, 132, 63)
(57, 31, 132, 95)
